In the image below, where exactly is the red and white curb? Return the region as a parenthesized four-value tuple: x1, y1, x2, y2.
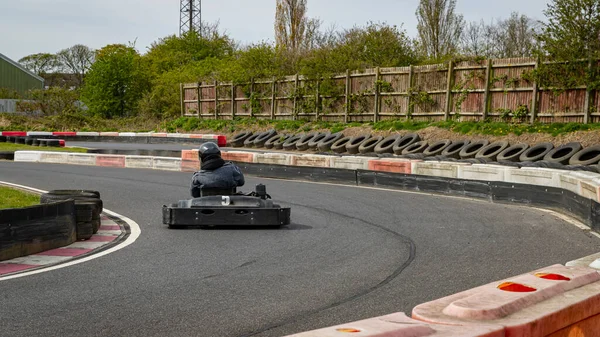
(0, 182, 141, 281)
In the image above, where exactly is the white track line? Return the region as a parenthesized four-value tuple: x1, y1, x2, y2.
(0, 181, 141, 282)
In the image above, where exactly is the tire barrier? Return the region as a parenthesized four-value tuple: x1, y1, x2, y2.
(423, 139, 452, 157)
(402, 140, 429, 155)
(519, 142, 554, 162)
(264, 134, 288, 149)
(393, 133, 421, 155)
(475, 141, 509, 162)
(253, 129, 277, 148)
(346, 135, 371, 154)
(459, 140, 490, 159)
(317, 133, 344, 152)
(440, 140, 470, 159)
(0, 199, 76, 262)
(282, 134, 304, 151)
(271, 134, 292, 150)
(374, 134, 400, 154)
(330, 136, 353, 153)
(544, 142, 582, 164)
(40, 190, 103, 239)
(497, 143, 529, 162)
(569, 145, 600, 166)
(358, 136, 383, 154)
(243, 133, 261, 148)
(296, 133, 318, 151)
(307, 133, 329, 150)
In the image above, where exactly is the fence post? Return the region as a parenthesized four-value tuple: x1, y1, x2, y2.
(214, 80, 219, 119)
(293, 74, 299, 120)
(231, 83, 236, 119)
(530, 58, 540, 124)
(271, 76, 277, 120)
(584, 59, 594, 124)
(199, 82, 203, 117)
(180, 83, 184, 117)
(407, 65, 414, 120)
(315, 79, 320, 121)
(345, 69, 351, 123)
(374, 67, 380, 122)
(482, 59, 493, 121)
(444, 61, 454, 120)
(196, 82, 201, 119)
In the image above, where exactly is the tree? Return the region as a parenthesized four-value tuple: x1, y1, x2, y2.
(461, 20, 489, 57)
(18, 53, 58, 75)
(81, 44, 149, 118)
(56, 45, 95, 87)
(488, 13, 538, 58)
(275, 0, 320, 54)
(416, 0, 464, 60)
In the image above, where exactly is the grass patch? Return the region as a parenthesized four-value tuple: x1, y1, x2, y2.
(0, 143, 88, 152)
(0, 186, 40, 209)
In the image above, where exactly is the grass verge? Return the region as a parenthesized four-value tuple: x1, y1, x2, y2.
(0, 186, 40, 209)
(0, 143, 88, 153)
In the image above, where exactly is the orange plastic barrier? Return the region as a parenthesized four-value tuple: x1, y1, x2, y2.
(412, 264, 600, 337)
(367, 159, 412, 174)
(181, 150, 199, 161)
(285, 312, 502, 337)
(221, 151, 254, 163)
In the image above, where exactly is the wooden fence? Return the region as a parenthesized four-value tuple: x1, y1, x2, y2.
(180, 57, 600, 124)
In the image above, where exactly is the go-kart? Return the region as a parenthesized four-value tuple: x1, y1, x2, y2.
(162, 184, 291, 229)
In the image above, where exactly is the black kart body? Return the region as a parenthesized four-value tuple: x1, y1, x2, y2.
(162, 185, 290, 228)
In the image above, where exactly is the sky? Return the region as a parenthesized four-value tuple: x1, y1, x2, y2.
(1, 0, 550, 62)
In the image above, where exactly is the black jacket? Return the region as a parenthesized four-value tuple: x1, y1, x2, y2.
(190, 162, 245, 197)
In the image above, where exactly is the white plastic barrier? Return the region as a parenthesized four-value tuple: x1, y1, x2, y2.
(504, 167, 561, 187)
(76, 132, 100, 136)
(290, 154, 332, 168)
(26, 131, 53, 136)
(458, 164, 506, 182)
(153, 157, 182, 171)
(135, 132, 154, 137)
(118, 132, 136, 137)
(67, 153, 97, 166)
(566, 252, 600, 270)
(412, 162, 464, 179)
(125, 156, 153, 169)
(99, 132, 119, 137)
(330, 156, 371, 170)
(254, 153, 292, 166)
(39, 152, 69, 164)
(14, 151, 42, 162)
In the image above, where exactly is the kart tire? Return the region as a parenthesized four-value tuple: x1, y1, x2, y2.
(569, 145, 600, 166)
(496, 143, 530, 162)
(330, 136, 352, 153)
(25, 137, 34, 145)
(393, 133, 421, 155)
(282, 134, 303, 151)
(519, 142, 554, 162)
(0, 136, 5, 142)
(374, 135, 401, 154)
(346, 135, 371, 154)
(475, 141, 510, 162)
(47, 139, 60, 147)
(45, 190, 101, 199)
(92, 218, 101, 234)
(230, 131, 252, 147)
(264, 134, 287, 149)
(401, 140, 429, 155)
(359, 136, 384, 154)
(32, 139, 41, 146)
(543, 142, 582, 164)
(296, 133, 319, 151)
(74, 202, 95, 223)
(307, 133, 330, 150)
(459, 140, 490, 159)
(15, 137, 25, 144)
(423, 139, 452, 157)
(253, 129, 277, 148)
(440, 140, 470, 159)
(243, 133, 261, 148)
(76, 221, 94, 240)
(317, 133, 344, 152)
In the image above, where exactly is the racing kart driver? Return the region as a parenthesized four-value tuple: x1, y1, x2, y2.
(190, 142, 245, 198)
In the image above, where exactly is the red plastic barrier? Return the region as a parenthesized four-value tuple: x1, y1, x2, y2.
(53, 132, 77, 137)
(412, 264, 600, 337)
(58, 140, 65, 147)
(217, 135, 227, 147)
(95, 155, 125, 168)
(285, 312, 502, 337)
(368, 159, 412, 174)
(2, 131, 26, 137)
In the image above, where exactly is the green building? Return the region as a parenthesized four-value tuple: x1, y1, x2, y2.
(0, 53, 44, 96)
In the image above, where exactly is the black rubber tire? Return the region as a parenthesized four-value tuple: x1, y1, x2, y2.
(7, 136, 16, 143)
(400, 153, 426, 160)
(39, 140, 48, 147)
(76, 222, 94, 241)
(230, 131, 252, 147)
(330, 136, 353, 153)
(374, 135, 401, 154)
(494, 161, 523, 168)
(569, 145, 600, 166)
(243, 133, 261, 148)
(0, 151, 15, 160)
(14, 137, 25, 144)
(32, 139, 41, 146)
(475, 141, 510, 162)
(47, 139, 60, 147)
(519, 142, 554, 162)
(75, 202, 95, 223)
(346, 135, 371, 155)
(282, 134, 303, 151)
(24, 137, 34, 145)
(264, 134, 288, 149)
(522, 160, 565, 169)
(317, 133, 344, 152)
(393, 133, 421, 155)
(0, 136, 6, 142)
(358, 136, 384, 154)
(543, 142, 582, 164)
(253, 129, 277, 148)
(567, 165, 600, 172)
(459, 140, 490, 159)
(423, 139, 452, 157)
(402, 140, 429, 155)
(307, 133, 330, 150)
(497, 143, 530, 162)
(296, 133, 318, 151)
(92, 218, 101, 234)
(46, 190, 100, 198)
(440, 140, 470, 159)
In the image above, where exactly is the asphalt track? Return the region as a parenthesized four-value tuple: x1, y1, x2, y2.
(1, 161, 600, 337)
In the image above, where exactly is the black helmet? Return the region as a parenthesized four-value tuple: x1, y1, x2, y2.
(199, 142, 221, 160)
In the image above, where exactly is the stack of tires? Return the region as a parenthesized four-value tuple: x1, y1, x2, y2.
(0, 135, 62, 147)
(40, 190, 103, 240)
(228, 130, 600, 172)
